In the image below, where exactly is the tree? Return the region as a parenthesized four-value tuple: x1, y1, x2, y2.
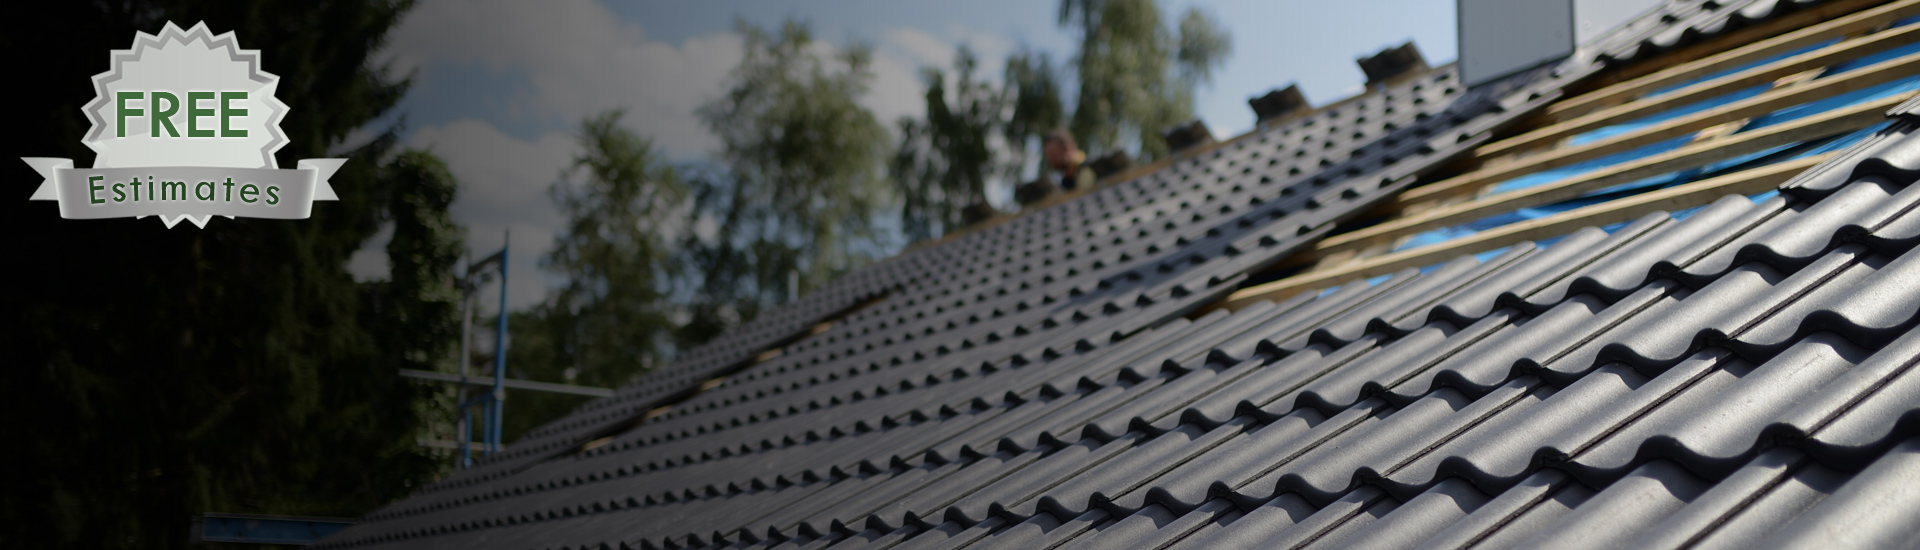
(503, 110, 688, 441)
(367, 149, 468, 450)
(0, 2, 454, 547)
(1002, 48, 1069, 184)
(685, 17, 894, 340)
(504, 19, 899, 438)
(891, 46, 1072, 242)
(548, 110, 688, 376)
(891, 47, 1010, 242)
(1059, 0, 1231, 161)
(891, 0, 1221, 241)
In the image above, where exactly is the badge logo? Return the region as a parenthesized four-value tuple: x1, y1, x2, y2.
(22, 21, 343, 228)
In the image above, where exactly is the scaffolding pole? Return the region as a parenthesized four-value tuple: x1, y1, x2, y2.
(454, 230, 509, 468)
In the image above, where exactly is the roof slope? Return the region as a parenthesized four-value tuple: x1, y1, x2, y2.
(319, 1, 1920, 548)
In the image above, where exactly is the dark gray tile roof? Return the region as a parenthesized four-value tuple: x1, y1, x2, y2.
(1584, 0, 1831, 66)
(317, 1, 1920, 548)
(438, 52, 1554, 489)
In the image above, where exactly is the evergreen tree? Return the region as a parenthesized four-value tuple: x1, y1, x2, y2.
(0, 2, 455, 547)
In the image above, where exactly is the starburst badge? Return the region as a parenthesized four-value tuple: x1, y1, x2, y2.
(21, 21, 344, 228)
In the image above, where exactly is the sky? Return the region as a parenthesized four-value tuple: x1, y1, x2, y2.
(348, 0, 1460, 311)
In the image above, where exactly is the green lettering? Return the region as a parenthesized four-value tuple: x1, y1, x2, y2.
(196, 181, 215, 201)
(266, 185, 280, 205)
(116, 92, 143, 138)
(161, 181, 186, 201)
(88, 175, 105, 204)
(151, 92, 180, 137)
(240, 183, 259, 203)
(220, 92, 247, 137)
(112, 183, 126, 202)
(223, 178, 236, 201)
(186, 91, 215, 137)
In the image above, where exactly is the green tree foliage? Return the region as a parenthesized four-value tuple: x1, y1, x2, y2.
(0, 1, 458, 547)
(1002, 48, 1069, 178)
(498, 308, 594, 442)
(501, 111, 689, 441)
(890, 47, 1069, 242)
(891, 0, 1223, 242)
(1059, 0, 1231, 161)
(891, 47, 1008, 242)
(374, 151, 468, 372)
(547, 111, 688, 376)
(685, 18, 894, 338)
(366, 149, 468, 449)
(504, 20, 900, 425)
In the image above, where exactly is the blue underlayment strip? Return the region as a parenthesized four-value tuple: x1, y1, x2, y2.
(1391, 122, 1885, 255)
(1317, 35, 1920, 297)
(1570, 85, 1772, 146)
(1416, 66, 1920, 252)
(1508, 61, 1920, 199)
(1821, 37, 1920, 77)
(1571, 25, 1920, 147)
(1639, 14, 1920, 98)
(1490, 135, 1696, 194)
(1643, 40, 1837, 98)
(1390, 126, 1896, 276)
(1744, 77, 1920, 130)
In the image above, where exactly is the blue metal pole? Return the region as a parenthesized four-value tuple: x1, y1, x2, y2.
(490, 230, 509, 454)
(458, 402, 472, 468)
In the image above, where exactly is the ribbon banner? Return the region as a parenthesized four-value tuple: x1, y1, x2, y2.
(23, 158, 343, 227)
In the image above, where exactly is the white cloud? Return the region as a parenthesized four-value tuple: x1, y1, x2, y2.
(867, 50, 929, 129)
(408, 118, 579, 310)
(390, 0, 742, 159)
(388, 0, 1027, 157)
(944, 23, 1017, 72)
(866, 24, 1025, 130)
(346, 222, 395, 281)
(885, 27, 954, 68)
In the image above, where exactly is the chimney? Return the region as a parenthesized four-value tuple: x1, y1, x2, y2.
(1249, 85, 1310, 123)
(1160, 121, 1215, 154)
(1358, 42, 1429, 87)
(1457, 0, 1664, 87)
(1457, 0, 1573, 87)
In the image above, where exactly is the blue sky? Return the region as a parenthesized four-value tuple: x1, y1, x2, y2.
(354, 0, 1460, 310)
